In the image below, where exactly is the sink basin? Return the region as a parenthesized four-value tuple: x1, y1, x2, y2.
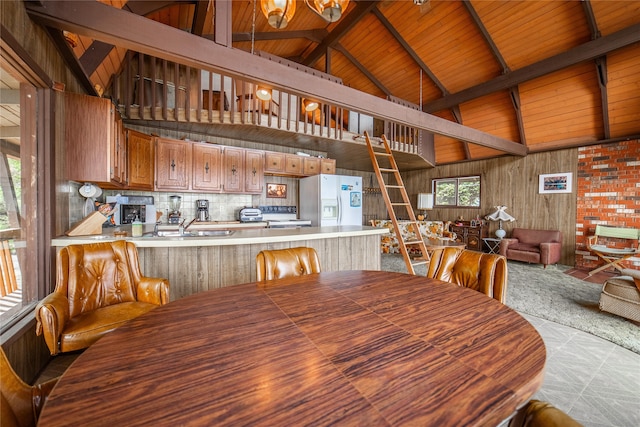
(143, 230, 234, 238)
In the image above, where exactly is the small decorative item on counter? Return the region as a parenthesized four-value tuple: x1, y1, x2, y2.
(114, 231, 128, 239)
(132, 216, 143, 237)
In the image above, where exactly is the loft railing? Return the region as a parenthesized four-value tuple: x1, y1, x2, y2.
(110, 52, 422, 154)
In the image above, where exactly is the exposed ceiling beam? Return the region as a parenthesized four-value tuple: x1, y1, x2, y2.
(302, 1, 381, 67)
(123, 0, 179, 16)
(232, 29, 327, 43)
(463, 0, 509, 73)
(371, 7, 446, 95)
(423, 22, 640, 112)
(79, 40, 114, 76)
(25, 0, 527, 156)
(45, 28, 97, 96)
(191, 0, 209, 36)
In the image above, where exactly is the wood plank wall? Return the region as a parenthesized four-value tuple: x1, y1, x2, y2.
(402, 149, 579, 266)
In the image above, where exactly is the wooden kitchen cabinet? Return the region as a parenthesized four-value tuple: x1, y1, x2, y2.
(285, 154, 303, 175)
(192, 143, 223, 192)
(127, 129, 154, 190)
(155, 138, 191, 190)
(223, 147, 264, 194)
(451, 222, 488, 251)
(303, 157, 320, 175)
(321, 158, 336, 174)
(222, 146, 243, 193)
(264, 152, 285, 174)
(244, 149, 264, 193)
(64, 92, 125, 186)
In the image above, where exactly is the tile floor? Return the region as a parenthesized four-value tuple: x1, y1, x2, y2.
(523, 313, 640, 427)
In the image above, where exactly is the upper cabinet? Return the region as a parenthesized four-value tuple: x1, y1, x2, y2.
(155, 138, 191, 190)
(155, 139, 263, 194)
(64, 92, 125, 187)
(127, 129, 155, 190)
(192, 143, 223, 192)
(264, 152, 335, 177)
(223, 147, 264, 194)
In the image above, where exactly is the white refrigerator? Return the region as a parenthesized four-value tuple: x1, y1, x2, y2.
(299, 174, 363, 226)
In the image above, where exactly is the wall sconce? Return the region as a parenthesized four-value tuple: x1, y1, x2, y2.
(261, 0, 296, 29)
(302, 98, 319, 112)
(256, 87, 272, 101)
(417, 193, 433, 220)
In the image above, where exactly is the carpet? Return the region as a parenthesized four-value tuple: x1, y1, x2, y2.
(380, 254, 640, 354)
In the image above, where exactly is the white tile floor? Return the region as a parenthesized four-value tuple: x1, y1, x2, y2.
(522, 313, 640, 427)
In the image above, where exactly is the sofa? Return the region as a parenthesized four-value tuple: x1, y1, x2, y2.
(370, 220, 455, 254)
(499, 228, 562, 268)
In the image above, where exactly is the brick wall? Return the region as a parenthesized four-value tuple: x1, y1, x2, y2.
(575, 140, 640, 270)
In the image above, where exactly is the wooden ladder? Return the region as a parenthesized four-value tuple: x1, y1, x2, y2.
(364, 131, 429, 275)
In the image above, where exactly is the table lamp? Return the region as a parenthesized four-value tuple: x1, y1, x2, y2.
(485, 206, 516, 238)
(417, 193, 433, 220)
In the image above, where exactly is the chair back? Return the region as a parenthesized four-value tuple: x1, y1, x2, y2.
(508, 399, 583, 427)
(256, 247, 321, 283)
(427, 247, 508, 303)
(1, 347, 57, 427)
(56, 241, 143, 318)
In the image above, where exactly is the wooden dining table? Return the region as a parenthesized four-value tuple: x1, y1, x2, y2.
(38, 270, 546, 427)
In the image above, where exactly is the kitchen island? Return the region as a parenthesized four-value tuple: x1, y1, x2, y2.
(52, 226, 389, 300)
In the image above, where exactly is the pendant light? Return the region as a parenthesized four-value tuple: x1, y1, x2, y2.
(261, 0, 296, 29)
(305, 0, 350, 23)
(302, 98, 319, 112)
(256, 87, 272, 101)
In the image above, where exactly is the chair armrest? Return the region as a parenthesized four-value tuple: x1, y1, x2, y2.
(540, 242, 562, 265)
(35, 293, 69, 355)
(33, 377, 59, 420)
(137, 277, 170, 305)
(499, 238, 518, 256)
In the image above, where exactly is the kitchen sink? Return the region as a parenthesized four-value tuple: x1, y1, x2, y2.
(143, 229, 234, 238)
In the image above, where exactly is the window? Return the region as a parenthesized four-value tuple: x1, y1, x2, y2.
(433, 176, 480, 207)
(0, 44, 49, 330)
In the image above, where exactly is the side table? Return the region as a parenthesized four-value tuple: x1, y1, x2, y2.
(483, 237, 502, 254)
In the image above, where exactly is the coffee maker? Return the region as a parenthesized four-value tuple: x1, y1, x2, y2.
(196, 199, 210, 222)
(168, 195, 182, 224)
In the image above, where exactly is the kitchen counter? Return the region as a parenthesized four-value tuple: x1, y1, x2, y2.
(52, 226, 390, 300)
(52, 225, 388, 247)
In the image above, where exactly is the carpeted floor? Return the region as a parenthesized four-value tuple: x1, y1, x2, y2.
(380, 254, 640, 354)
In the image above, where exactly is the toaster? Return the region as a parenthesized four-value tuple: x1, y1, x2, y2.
(238, 207, 263, 222)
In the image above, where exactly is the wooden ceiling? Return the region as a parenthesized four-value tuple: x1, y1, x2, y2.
(23, 0, 640, 167)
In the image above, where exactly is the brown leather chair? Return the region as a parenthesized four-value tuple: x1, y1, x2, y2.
(509, 400, 583, 427)
(426, 247, 508, 303)
(1, 347, 58, 427)
(36, 241, 170, 355)
(256, 247, 321, 284)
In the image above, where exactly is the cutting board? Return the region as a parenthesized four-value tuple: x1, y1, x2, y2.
(66, 211, 107, 236)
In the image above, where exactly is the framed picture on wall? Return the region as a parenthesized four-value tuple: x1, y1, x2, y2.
(539, 172, 572, 194)
(267, 183, 287, 198)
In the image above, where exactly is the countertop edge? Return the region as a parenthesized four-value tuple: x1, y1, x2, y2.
(52, 226, 390, 247)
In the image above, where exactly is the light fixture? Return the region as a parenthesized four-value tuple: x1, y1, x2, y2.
(417, 193, 433, 220)
(305, 0, 350, 23)
(256, 87, 272, 101)
(261, 0, 296, 29)
(302, 98, 319, 112)
(485, 206, 516, 239)
(261, 0, 349, 29)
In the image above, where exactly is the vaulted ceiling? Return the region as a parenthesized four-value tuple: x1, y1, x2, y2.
(22, 0, 640, 167)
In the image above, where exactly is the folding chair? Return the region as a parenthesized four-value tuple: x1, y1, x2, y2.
(587, 225, 640, 276)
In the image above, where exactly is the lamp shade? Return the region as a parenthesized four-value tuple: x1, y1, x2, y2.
(261, 0, 296, 29)
(302, 98, 319, 112)
(484, 206, 516, 222)
(417, 193, 434, 210)
(256, 87, 272, 101)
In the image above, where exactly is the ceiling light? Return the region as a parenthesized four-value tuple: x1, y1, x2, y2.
(261, 0, 296, 29)
(303, 98, 319, 112)
(256, 87, 272, 101)
(305, 0, 349, 23)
